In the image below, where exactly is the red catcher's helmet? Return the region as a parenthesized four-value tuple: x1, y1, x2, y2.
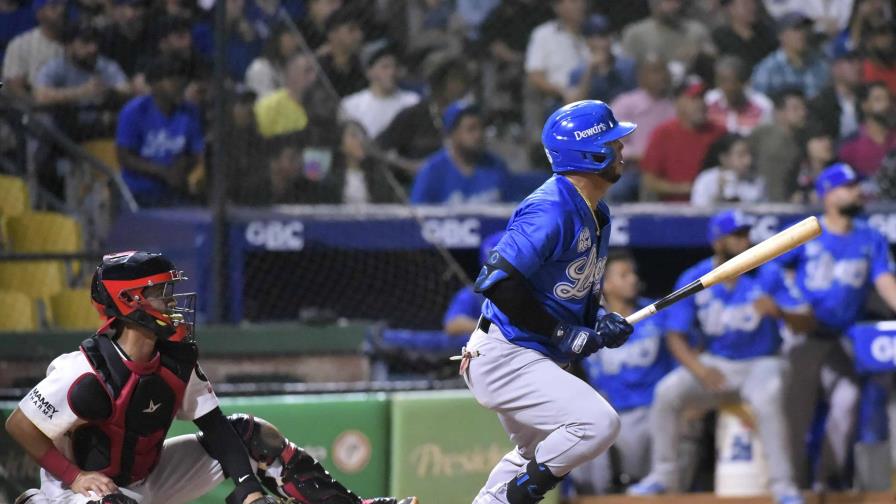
(90, 251, 196, 342)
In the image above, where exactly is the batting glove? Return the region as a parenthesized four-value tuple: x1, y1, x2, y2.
(595, 312, 633, 348)
(554, 313, 633, 357)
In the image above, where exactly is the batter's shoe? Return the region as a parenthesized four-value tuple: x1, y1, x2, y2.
(362, 498, 419, 504)
(626, 480, 668, 495)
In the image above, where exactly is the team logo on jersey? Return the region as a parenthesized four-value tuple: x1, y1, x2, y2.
(554, 247, 607, 300)
(576, 228, 591, 253)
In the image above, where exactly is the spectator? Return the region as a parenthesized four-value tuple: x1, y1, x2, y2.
(705, 55, 773, 135)
(565, 15, 637, 105)
(254, 52, 318, 138)
(321, 121, 398, 204)
(294, 0, 342, 51)
(245, 0, 302, 40)
(712, 0, 777, 69)
(525, 0, 589, 103)
(375, 55, 472, 175)
(115, 56, 203, 207)
(340, 41, 420, 138)
(791, 123, 835, 204)
(762, 0, 855, 37)
(134, 16, 211, 104)
(479, 0, 552, 119)
(404, 0, 464, 59)
(410, 100, 510, 204)
(861, 20, 896, 95)
(317, 6, 366, 97)
(244, 23, 299, 99)
(751, 12, 830, 100)
(0, 0, 37, 65)
(839, 81, 896, 176)
(748, 88, 806, 201)
(191, 0, 260, 82)
(222, 85, 266, 205)
(641, 79, 726, 202)
(99, 0, 151, 78)
(809, 49, 862, 139)
(621, 0, 715, 74)
(442, 231, 504, 337)
(33, 22, 130, 140)
(244, 133, 306, 204)
(1, 0, 66, 99)
(691, 133, 765, 206)
(456, 0, 500, 40)
(610, 55, 676, 165)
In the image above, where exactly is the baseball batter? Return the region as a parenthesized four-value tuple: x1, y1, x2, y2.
(777, 163, 896, 490)
(6, 251, 416, 504)
(570, 250, 676, 494)
(628, 210, 811, 504)
(461, 100, 636, 504)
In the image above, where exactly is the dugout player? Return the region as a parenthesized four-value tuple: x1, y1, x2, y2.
(460, 100, 636, 504)
(570, 249, 676, 494)
(628, 210, 812, 504)
(777, 163, 896, 490)
(6, 251, 416, 504)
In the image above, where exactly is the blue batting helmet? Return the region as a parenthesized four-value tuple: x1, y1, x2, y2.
(542, 100, 637, 174)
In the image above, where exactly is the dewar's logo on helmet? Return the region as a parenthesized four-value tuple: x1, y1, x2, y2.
(574, 122, 608, 141)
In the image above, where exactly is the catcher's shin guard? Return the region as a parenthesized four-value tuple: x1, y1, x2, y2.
(506, 460, 563, 504)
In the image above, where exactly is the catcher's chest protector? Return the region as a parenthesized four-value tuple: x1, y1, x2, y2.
(68, 335, 197, 485)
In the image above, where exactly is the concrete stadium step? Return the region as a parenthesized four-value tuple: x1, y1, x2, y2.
(572, 492, 894, 504)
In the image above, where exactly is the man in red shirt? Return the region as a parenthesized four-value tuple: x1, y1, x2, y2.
(839, 81, 896, 176)
(641, 79, 726, 201)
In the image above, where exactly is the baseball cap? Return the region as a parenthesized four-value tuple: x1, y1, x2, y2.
(442, 99, 479, 133)
(33, 0, 65, 12)
(815, 162, 859, 198)
(583, 14, 611, 37)
(777, 12, 812, 33)
(708, 209, 755, 243)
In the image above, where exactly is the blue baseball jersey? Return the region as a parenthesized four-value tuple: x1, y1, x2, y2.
(443, 286, 485, 326)
(581, 297, 675, 411)
(777, 218, 894, 332)
(666, 259, 807, 360)
(481, 175, 611, 363)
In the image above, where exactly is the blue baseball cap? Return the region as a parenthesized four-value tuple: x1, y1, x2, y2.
(442, 99, 479, 134)
(33, 0, 65, 12)
(708, 209, 755, 243)
(816, 162, 859, 198)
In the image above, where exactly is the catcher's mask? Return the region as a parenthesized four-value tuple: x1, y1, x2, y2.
(91, 251, 196, 342)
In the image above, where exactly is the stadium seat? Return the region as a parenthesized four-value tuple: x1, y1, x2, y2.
(0, 174, 29, 217)
(49, 288, 100, 330)
(81, 138, 118, 170)
(0, 289, 37, 331)
(6, 211, 82, 254)
(0, 261, 66, 301)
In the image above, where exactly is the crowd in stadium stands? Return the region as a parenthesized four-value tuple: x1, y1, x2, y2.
(1, 0, 895, 207)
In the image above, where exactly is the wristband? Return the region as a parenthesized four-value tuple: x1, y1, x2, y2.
(38, 447, 80, 486)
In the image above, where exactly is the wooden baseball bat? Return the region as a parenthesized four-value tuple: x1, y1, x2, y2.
(625, 216, 822, 325)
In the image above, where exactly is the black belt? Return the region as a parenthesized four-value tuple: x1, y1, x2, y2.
(476, 315, 491, 333)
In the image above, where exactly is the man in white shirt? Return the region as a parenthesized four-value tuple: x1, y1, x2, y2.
(340, 41, 420, 138)
(524, 0, 590, 101)
(2, 0, 66, 99)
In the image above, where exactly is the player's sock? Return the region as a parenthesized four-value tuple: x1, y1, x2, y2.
(505, 460, 563, 503)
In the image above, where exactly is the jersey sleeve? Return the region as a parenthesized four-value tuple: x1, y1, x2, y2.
(494, 200, 566, 278)
(17, 353, 87, 441)
(664, 270, 699, 334)
(177, 363, 219, 421)
(870, 230, 895, 282)
(758, 264, 809, 312)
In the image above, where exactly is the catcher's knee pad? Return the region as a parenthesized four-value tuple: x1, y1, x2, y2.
(227, 413, 362, 504)
(226, 413, 289, 467)
(506, 460, 563, 504)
